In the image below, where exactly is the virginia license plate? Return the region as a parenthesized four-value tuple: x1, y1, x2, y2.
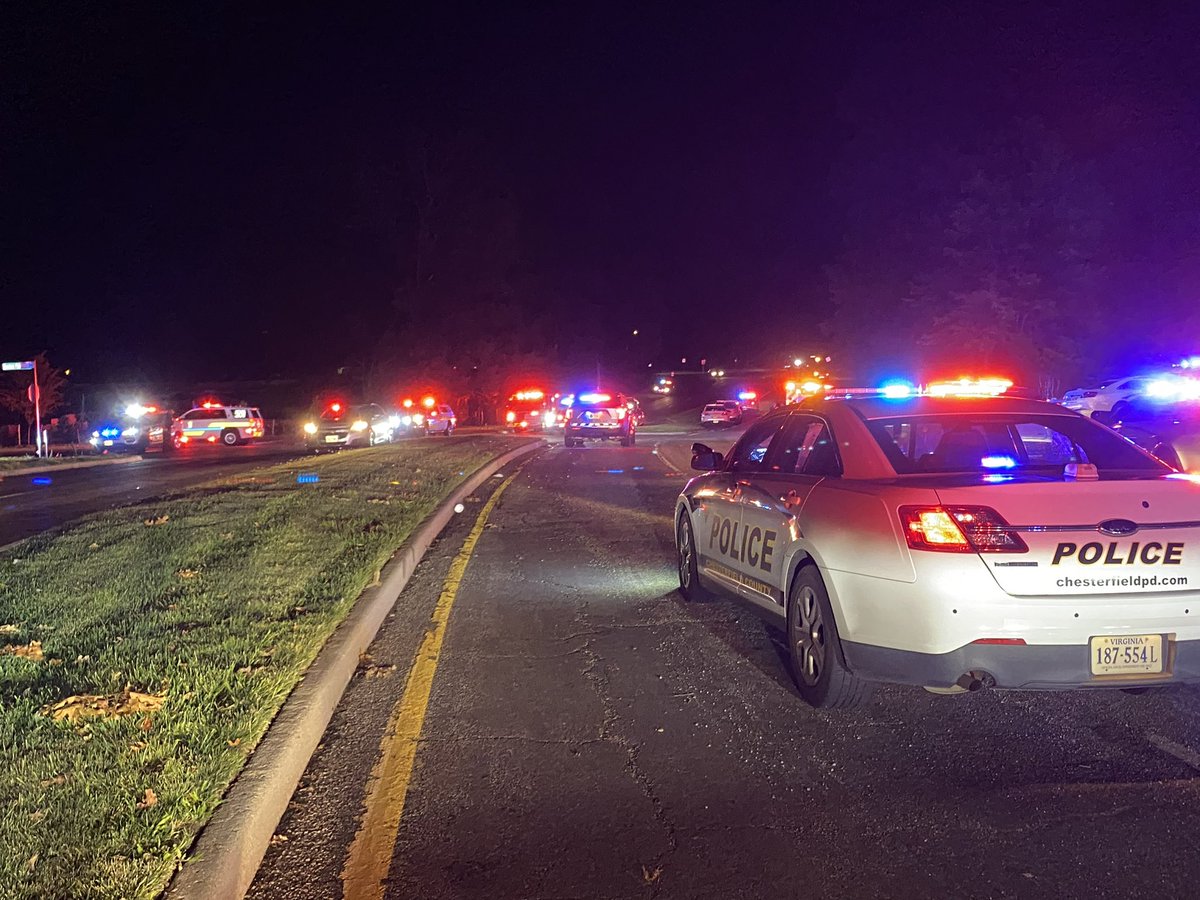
(325, 435, 340, 443)
(1090, 634, 1164, 676)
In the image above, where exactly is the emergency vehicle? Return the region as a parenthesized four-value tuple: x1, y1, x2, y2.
(563, 392, 636, 447)
(89, 403, 174, 453)
(675, 379, 1200, 708)
(504, 389, 555, 432)
(172, 402, 265, 447)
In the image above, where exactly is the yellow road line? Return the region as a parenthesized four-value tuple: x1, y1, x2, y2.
(341, 466, 524, 900)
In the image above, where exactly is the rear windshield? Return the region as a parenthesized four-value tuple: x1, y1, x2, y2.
(865, 413, 1171, 476)
(704, 404, 726, 412)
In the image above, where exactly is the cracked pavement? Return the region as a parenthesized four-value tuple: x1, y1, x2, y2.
(249, 437, 1200, 899)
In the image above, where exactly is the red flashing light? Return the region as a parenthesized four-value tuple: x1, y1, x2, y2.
(514, 389, 545, 401)
(422, 396, 436, 409)
(201, 401, 221, 409)
(330, 402, 343, 413)
(402, 398, 413, 409)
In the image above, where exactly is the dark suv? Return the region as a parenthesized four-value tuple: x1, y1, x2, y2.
(564, 392, 636, 447)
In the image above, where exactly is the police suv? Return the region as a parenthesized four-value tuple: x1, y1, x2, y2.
(675, 385, 1200, 708)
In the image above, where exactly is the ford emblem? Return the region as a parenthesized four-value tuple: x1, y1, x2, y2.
(1097, 518, 1139, 537)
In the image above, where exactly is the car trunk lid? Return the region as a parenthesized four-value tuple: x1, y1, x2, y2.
(934, 476, 1200, 596)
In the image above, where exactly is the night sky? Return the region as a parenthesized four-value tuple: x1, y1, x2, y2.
(6, 3, 1200, 385)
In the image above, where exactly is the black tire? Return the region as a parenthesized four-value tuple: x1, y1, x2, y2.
(220, 429, 240, 447)
(629, 429, 636, 446)
(786, 565, 872, 709)
(676, 514, 710, 602)
(564, 433, 575, 447)
(1109, 401, 1130, 423)
(619, 433, 631, 447)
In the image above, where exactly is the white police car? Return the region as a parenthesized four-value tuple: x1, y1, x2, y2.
(675, 384, 1200, 708)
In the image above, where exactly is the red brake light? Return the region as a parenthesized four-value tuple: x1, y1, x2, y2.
(330, 402, 342, 413)
(899, 506, 1027, 553)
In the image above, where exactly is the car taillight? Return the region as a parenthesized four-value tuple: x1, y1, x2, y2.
(616, 408, 626, 419)
(506, 411, 516, 423)
(898, 506, 1028, 553)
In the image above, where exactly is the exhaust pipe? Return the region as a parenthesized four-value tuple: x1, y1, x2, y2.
(955, 670, 996, 692)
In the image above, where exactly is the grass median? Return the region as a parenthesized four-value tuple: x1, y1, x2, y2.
(0, 436, 525, 898)
(0, 454, 101, 473)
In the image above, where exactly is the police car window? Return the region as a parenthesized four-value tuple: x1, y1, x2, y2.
(728, 420, 784, 472)
(865, 414, 1169, 477)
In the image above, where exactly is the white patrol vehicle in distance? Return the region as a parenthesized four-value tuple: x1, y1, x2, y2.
(674, 382, 1200, 708)
(172, 403, 265, 447)
(700, 400, 743, 427)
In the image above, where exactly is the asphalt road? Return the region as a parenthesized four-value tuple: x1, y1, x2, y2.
(244, 433, 1200, 899)
(0, 440, 308, 546)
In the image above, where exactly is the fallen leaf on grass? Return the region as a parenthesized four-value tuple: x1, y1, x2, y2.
(41, 689, 166, 725)
(136, 788, 157, 810)
(26, 854, 37, 874)
(0, 624, 19, 636)
(143, 514, 170, 527)
(29, 810, 45, 823)
(176, 568, 198, 579)
(88, 542, 100, 549)
(227, 738, 241, 747)
(39, 774, 66, 787)
(3, 641, 44, 661)
(139, 716, 154, 732)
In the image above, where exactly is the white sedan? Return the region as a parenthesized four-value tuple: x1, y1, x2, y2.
(1060, 376, 1152, 420)
(674, 393, 1200, 708)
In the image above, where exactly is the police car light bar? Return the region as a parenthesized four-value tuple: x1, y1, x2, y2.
(579, 392, 611, 403)
(925, 378, 1013, 397)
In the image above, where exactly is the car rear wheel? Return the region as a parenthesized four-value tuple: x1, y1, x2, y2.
(676, 515, 710, 602)
(220, 429, 240, 446)
(787, 565, 872, 709)
(1110, 401, 1131, 423)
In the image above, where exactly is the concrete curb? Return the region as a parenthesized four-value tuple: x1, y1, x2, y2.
(0, 454, 144, 479)
(164, 439, 542, 900)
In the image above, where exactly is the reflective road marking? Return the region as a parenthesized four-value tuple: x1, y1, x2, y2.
(340, 465, 524, 900)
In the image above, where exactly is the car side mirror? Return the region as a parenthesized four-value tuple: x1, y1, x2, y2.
(691, 443, 723, 470)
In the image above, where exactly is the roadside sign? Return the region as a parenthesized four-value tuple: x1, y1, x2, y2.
(2, 361, 34, 371)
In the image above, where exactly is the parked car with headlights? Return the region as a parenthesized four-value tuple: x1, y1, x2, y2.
(303, 402, 395, 450)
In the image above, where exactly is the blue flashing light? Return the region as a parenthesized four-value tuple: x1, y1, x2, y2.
(981, 455, 1018, 470)
(606, 468, 625, 474)
(983, 474, 1014, 483)
(100, 426, 120, 438)
(560, 394, 575, 407)
(880, 382, 914, 399)
(31, 477, 52, 486)
(295, 473, 320, 484)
